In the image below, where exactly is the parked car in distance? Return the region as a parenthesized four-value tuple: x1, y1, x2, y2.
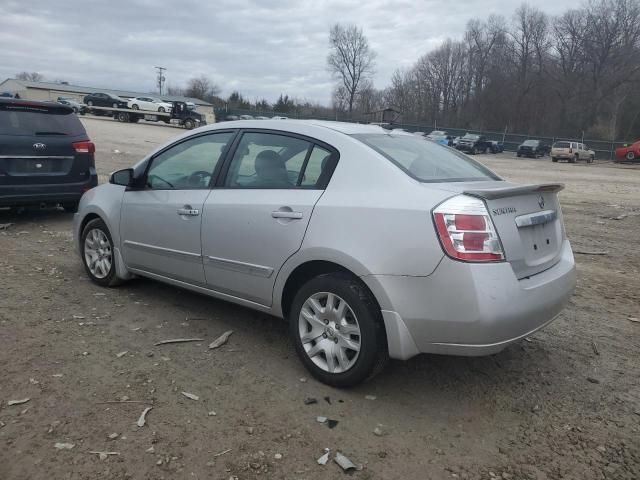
(551, 141, 594, 163)
(614, 140, 640, 162)
(224, 115, 240, 121)
(0, 98, 97, 211)
(56, 97, 86, 114)
(255, 116, 270, 120)
(517, 139, 549, 158)
(489, 141, 504, 154)
(127, 97, 173, 113)
(83, 92, 128, 109)
(239, 114, 255, 120)
(456, 134, 491, 154)
(74, 120, 576, 387)
(412, 131, 426, 136)
(427, 133, 452, 147)
(451, 136, 463, 147)
(271, 116, 289, 120)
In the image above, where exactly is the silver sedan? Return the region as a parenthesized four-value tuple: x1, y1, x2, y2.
(73, 120, 576, 387)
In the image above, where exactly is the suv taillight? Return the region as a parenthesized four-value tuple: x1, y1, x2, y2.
(72, 141, 95, 154)
(433, 195, 504, 262)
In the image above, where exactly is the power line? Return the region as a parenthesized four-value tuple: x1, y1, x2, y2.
(155, 66, 166, 96)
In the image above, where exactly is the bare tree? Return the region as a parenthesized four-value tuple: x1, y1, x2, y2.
(166, 85, 184, 96)
(327, 23, 376, 114)
(16, 72, 44, 82)
(184, 76, 221, 102)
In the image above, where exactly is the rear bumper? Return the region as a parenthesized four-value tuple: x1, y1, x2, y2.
(363, 241, 576, 360)
(0, 174, 97, 207)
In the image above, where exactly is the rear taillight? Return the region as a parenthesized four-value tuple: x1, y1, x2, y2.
(72, 141, 95, 154)
(433, 195, 504, 262)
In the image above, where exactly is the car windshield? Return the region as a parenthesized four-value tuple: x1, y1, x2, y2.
(352, 133, 499, 183)
(0, 103, 84, 136)
(523, 140, 539, 146)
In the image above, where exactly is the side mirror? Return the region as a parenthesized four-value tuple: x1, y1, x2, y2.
(109, 168, 134, 187)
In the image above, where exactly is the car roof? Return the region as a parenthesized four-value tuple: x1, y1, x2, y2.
(203, 119, 394, 136)
(0, 97, 74, 112)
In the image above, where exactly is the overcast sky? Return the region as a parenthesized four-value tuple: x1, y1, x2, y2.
(1, 0, 582, 104)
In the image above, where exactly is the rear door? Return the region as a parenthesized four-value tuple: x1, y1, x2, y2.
(201, 130, 337, 305)
(120, 131, 235, 284)
(0, 102, 92, 188)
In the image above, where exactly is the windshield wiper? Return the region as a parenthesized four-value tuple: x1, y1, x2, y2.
(35, 131, 67, 136)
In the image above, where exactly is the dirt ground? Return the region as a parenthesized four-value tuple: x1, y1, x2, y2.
(1, 117, 639, 480)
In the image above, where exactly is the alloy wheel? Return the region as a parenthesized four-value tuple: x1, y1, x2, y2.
(298, 292, 361, 373)
(84, 228, 112, 279)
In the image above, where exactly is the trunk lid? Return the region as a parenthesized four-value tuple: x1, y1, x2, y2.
(432, 181, 566, 279)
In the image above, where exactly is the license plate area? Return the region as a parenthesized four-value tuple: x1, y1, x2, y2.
(2, 157, 73, 175)
(518, 221, 560, 265)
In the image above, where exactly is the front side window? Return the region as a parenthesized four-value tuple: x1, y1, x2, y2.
(224, 132, 334, 189)
(146, 132, 233, 190)
(352, 133, 499, 183)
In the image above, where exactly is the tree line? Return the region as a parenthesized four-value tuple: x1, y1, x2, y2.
(328, 0, 640, 141)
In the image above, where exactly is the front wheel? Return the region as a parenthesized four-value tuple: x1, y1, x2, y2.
(626, 151, 635, 161)
(158, 107, 165, 113)
(81, 218, 121, 287)
(588, 155, 594, 163)
(131, 104, 139, 110)
(184, 118, 195, 130)
(87, 100, 93, 106)
(289, 273, 388, 388)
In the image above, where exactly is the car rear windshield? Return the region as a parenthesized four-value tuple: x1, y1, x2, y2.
(0, 103, 85, 136)
(352, 133, 499, 183)
(553, 141, 571, 148)
(523, 140, 539, 146)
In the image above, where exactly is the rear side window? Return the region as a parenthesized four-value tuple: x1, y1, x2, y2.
(352, 133, 499, 183)
(0, 104, 85, 136)
(224, 132, 335, 189)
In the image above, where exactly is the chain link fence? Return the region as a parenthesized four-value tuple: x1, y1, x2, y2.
(215, 108, 630, 160)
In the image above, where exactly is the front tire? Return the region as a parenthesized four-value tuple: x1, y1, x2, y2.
(184, 118, 195, 130)
(131, 104, 139, 110)
(81, 218, 121, 287)
(626, 151, 635, 161)
(289, 273, 388, 388)
(158, 107, 165, 113)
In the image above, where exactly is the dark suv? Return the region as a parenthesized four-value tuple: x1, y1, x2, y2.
(517, 139, 549, 158)
(0, 98, 98, 211)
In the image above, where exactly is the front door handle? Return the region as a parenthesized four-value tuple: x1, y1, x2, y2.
(271, 210, 303, 220)
(177, 205, 200, 216)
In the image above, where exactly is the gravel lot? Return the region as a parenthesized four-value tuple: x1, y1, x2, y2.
(1, 117, 639, 480)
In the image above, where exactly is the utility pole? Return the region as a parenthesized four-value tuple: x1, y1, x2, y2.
(155, 66, 166, 96)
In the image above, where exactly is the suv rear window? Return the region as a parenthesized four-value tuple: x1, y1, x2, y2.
(352, 133, 499, 183)
(0, 103, 85, 136)
(553, 141, 571, 149)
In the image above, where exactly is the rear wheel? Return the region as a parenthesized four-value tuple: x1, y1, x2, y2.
(184, 118, 195, 130)
(472, 146, 478, 155)
(289, 273, 388, 388)
(552, 157, 558, 162)
(588, 155, 594, 163)
(131, 104, 139, 110)
(87, 100, 93, 106)
(81, 218, 121, 287)
(117, 112, 129, 123)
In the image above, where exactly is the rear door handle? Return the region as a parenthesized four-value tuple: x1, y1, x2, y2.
(271, 210, 303, 219)
(177, 206, 200, 216)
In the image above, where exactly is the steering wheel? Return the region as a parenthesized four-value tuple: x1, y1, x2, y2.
(187, 170, 212, 188)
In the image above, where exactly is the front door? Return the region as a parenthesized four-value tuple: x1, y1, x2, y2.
(120, 131, 235, 285)
(201, 131, 337, 305)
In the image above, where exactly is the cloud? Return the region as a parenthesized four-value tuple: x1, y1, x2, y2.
(0, 0, 581, 104)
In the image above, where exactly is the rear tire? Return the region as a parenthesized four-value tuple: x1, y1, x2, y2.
(184, 119, 195, 130)
(81, 218, 122, 287)
(288, 273, 388, 388)
(552, 157, 558, 162)
(589, 155, 594, 163)
(87, 100, 93, 106)
(472, 146, 478, 155)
